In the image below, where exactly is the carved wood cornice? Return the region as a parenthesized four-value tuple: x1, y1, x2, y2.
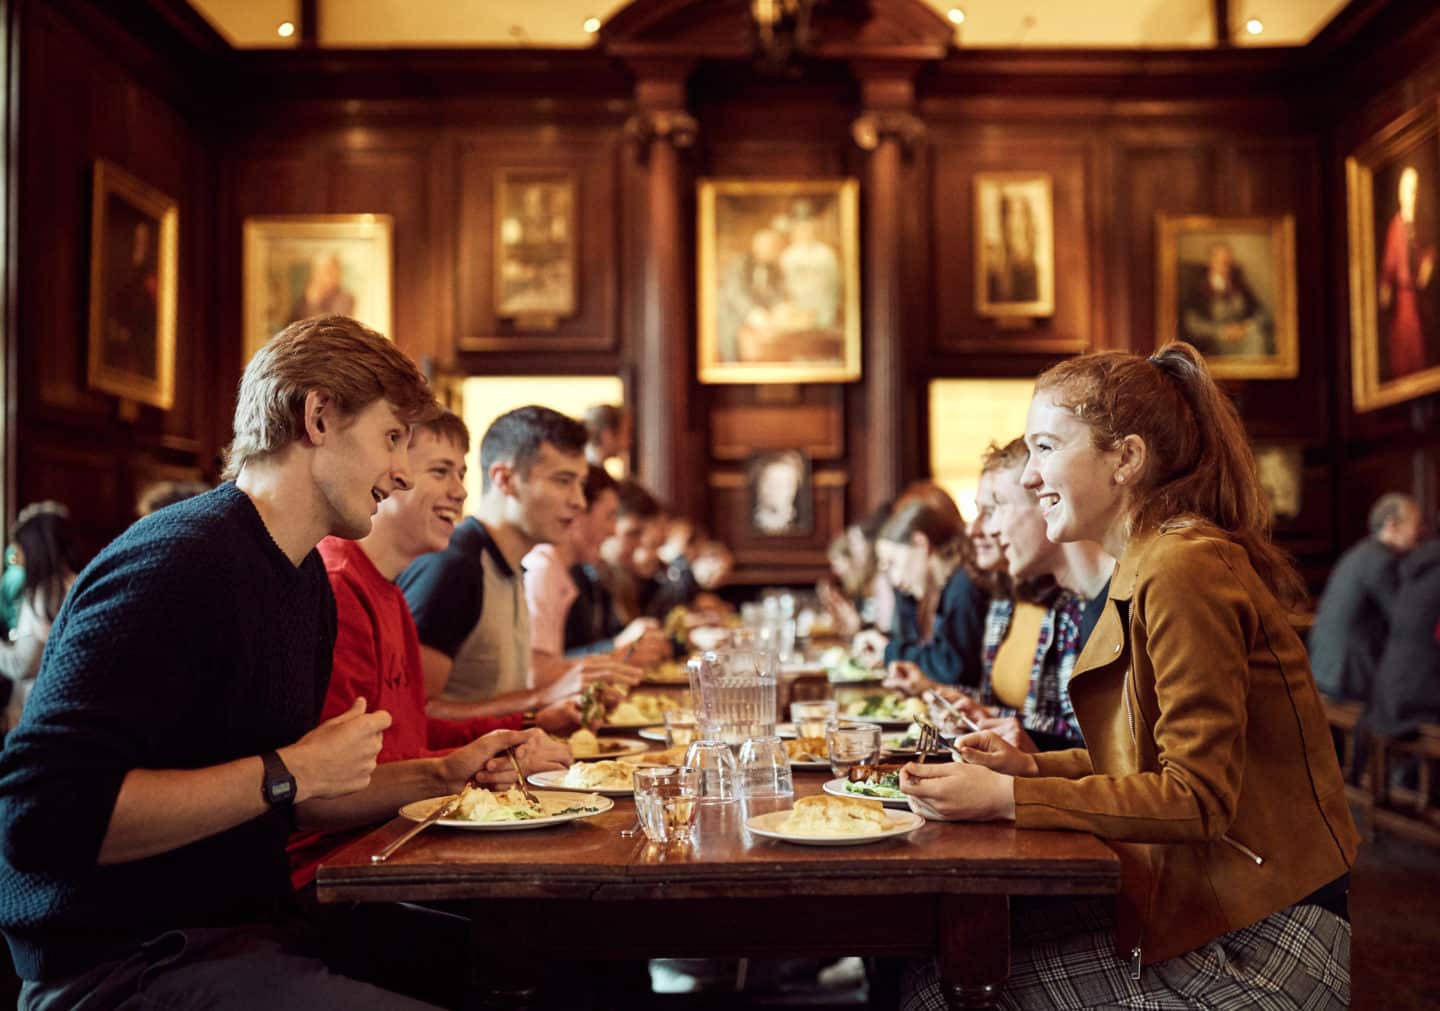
(850, 109, 924, 152)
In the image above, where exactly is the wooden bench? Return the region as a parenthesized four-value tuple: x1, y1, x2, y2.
(1323, 698, 1373, 837)
(1370, 724, 1440, 847)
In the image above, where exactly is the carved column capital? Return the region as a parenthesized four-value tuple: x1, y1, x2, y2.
(624, 109, 700, 152)
(850, 110, 925, 154)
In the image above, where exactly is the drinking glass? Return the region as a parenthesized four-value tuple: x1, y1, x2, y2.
(689, 648, 778, 747)
(633, 765, 700, 844)
(790, 699, 839, 741)
(738, 735, 794, 799)
(663, 710, 698, 749)
(684, 739, 738, 803)
(827, 722, 881, 779)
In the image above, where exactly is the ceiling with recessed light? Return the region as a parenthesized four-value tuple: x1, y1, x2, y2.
(187, 0, 1352, 50)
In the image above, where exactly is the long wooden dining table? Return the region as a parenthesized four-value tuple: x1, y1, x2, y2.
(316, 772, 1120, 1009)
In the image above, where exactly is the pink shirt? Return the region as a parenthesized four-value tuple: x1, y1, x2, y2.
(522, 544, 578, 657)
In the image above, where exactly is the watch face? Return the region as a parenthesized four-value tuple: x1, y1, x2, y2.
(268, 779, 295, 802)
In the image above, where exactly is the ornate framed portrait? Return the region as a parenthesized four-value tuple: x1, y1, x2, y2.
(973, 172, 1054, 319)
(494, 169, 578, 327)
(1346, 100, 1440, 412)
(1156, 214, 1298, 380)
(87, 159, 178, 409)
(747, 449, 813, 537)
(242, 214, 393, 362)
(697, 178, 861, 384)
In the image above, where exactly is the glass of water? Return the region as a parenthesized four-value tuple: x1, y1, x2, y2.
(826, 722, 881, 779)
(737, 735, 794, 799)
(633, 765, 700, 844)
(790, 699, 839, 740)
(664, 710, 698, 748)
(684, 739, 738, 803)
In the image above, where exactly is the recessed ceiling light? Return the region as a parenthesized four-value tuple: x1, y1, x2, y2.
(583, 16, 601, 33)
(1245, 18, 1264, 35)
(947, 8, 966, 25)
(277, 21, 295, 38)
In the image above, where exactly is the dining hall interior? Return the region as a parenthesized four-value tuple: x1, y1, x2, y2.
(3, 0, 1440, 1008)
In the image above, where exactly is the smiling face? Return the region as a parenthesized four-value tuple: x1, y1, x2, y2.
(375, 428, 467, 560)
(1021, 391, 1127, 546)
(312, 398, 412, 541)
(571, 487, 620, 566)
(986, 463, 1061, 582)
(500, 441, 587, 546)
(970, 470, 1005, 573)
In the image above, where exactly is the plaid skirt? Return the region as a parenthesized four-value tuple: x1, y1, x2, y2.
(902, 897, 1350, 1010)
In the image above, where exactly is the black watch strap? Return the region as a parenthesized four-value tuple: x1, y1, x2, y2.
(260, 750, 297, 806)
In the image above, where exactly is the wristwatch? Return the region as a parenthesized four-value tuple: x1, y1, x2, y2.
(260, 750, 297, 806)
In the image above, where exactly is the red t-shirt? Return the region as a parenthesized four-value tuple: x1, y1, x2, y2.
(286, 537, 521, 888)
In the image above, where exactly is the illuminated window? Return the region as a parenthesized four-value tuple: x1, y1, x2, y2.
(928, 379, 1036, 521)
(457, 375, 624, 508)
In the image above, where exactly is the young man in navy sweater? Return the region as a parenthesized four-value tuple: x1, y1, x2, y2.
(0, 315, 530, 1009)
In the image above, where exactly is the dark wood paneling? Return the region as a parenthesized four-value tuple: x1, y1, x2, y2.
(929, 134, 1093, 354)
(710, 387, 845, 461)
(454, 132, 620, 354)
(708, 470, 847, 582)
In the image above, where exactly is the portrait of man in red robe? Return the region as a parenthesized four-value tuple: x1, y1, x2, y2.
(1377, 164, 1438, 380)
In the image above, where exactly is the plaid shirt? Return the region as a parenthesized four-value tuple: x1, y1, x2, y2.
(976, 591, 1086, 744)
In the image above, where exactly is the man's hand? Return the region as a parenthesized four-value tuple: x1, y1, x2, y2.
(439, 728, 531, 791)
(851, 629, 889, 669)
(614, 619, 671, 666)
(953, 729, 1040, 778)
(535, 699, 583, 735)
(538, 657, 641, 705)
(900, 761, 1016, 821)
(278, 697, 391, 803)
(514, 728, 572, 772)
(883, 660, 934, 697)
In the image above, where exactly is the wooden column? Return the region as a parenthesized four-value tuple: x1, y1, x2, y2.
(853, 70, 924, 509)
(626, 71, 696, 510)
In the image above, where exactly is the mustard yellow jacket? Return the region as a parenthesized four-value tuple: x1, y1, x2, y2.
(1013, 524, 1360, 965)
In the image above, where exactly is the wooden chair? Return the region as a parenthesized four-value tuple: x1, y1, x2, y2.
(1322, 698, 1373, 838)
(1370, 723, 1440, 847)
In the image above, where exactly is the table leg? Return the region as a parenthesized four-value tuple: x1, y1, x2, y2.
(938, 893, 1009, 1010)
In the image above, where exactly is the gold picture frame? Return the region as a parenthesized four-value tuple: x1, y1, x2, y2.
(697, 177, 861, 384)
(1155, 214, 1298, 380)
(1346, 100, 1440, 412)
(494, 168, 578, 327)
(242, 214, 393, 362)
(974, 172, 1055, 319)
(87, 159, 178, 409)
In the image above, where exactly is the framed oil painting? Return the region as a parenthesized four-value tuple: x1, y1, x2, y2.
(87, 159, 178, 409)
(1156, 214, 1298, 380)
(242, 214, 393, 362)
(1252, 442, 1304, 521)
(1347, 101, 1440, 412)
(747, 449, 813, 537)
(974, 172, 1054, 319)
(697, 178, 861, 384)
(494, 169, 577, 326)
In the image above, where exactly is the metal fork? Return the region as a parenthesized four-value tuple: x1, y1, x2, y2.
(913, 719, 942, 757)
(507, 746, 543, 808)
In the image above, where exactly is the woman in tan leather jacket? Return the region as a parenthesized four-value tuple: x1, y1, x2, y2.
(902, 342, 1359, 1010)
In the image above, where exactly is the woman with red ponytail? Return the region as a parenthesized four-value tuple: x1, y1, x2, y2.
(902, 342, 1358, 1009)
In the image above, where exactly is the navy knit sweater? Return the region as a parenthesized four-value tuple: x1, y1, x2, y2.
(885, 567, 988, 688)
(0, 484, 335, 980)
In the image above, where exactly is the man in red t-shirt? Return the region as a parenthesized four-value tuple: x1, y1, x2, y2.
(288, 410, 573, 887)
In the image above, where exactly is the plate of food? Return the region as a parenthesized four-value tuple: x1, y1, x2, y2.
(746, 794, 923, 846)
(840, 694, 929, 727)
(619, 745, 690, 768)
(823, 766, 911, 807)
(782, 736, 831, 770)
(528, 762, 636, 796)
(563, 729, 650, 760)
(640, 660, 691, 686)
(603, 693, 682, 729)
(399, 788, 613, 831)
(818, 646, 884, 684)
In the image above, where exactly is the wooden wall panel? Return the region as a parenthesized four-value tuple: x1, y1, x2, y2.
(929, 135, 1093, 355)
(453, 134, 620, 354)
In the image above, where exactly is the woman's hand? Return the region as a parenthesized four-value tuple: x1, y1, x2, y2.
(973, 717, 1038, 755)
(883, 660, 934, 697)
(900, 761, 1016, 822)
(954, 729, 1039, 778)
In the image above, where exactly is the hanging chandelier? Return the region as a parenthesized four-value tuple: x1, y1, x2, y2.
(750, 0, 823, 74)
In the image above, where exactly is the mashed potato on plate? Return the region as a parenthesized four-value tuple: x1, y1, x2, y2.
(454, 787, 545, 822)
(781, 794, 890, 836)
(561, 760, 635, 790)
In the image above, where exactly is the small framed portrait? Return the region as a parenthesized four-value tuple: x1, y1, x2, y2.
(87, 159, 178, 409)
(1252, 442, 1304, 521)
(697, 178, 861, 384)
(1346, 100, 1440, 412)
(973, 172, 1054, 319)
(747, 449, 813, 537)
(242, 214, 393, 362)
(1155, 214, 1298, 380)
(494, 169, 578, 326)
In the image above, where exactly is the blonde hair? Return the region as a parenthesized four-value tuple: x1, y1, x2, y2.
(223, 315, 437, 479)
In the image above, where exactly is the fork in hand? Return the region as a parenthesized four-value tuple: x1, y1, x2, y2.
(506, 746, 543, 808)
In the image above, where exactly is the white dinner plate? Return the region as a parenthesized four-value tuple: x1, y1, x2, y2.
(841, 714, 916, 729)
(568, 737, 650, 760)
(399, 791, 613, 831)
(822, 777, 910, 808)
(528, 769, 633, 796)
(745, 808, 924, 846)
